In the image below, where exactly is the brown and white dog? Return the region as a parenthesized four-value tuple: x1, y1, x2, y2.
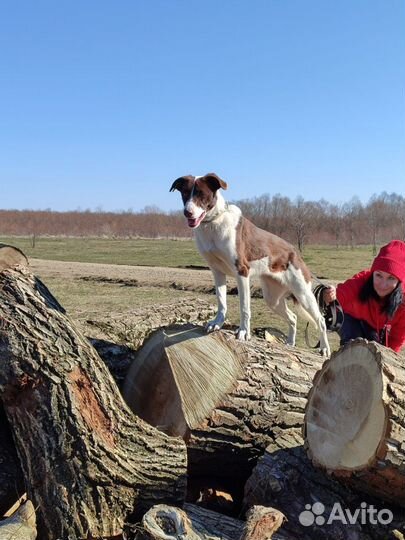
(170, 173, 330, 356)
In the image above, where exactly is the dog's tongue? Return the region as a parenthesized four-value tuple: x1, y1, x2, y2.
(187, 212, 206, 228)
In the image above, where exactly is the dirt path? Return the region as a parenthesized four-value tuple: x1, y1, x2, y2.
(29, 258, 232, 293)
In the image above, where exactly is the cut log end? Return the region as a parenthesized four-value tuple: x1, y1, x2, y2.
(0, 500, 37, 540)
(305, 339, 387, 470)
(141, 505, 195, 539)
(242, 505, 286, 540)
(304, 338, 405, 507)
(0, 244, 28, 272)
(122, 324, 243, 438)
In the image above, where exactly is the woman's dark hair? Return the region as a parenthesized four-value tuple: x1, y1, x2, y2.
(359, 275, 403, 318)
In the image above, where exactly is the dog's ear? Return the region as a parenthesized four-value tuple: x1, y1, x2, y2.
(170, 176, 190, 192)
(203, 173, 228, 192)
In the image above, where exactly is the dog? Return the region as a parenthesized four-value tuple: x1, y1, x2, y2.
(170, 173, 330, 356)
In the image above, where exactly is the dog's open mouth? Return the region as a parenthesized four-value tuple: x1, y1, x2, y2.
(187, 212, 206, 228)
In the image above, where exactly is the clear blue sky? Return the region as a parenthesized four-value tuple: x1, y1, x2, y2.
(1, 0, 404, 212)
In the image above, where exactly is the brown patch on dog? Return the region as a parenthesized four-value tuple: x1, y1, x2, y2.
(235, 217, 312, 282)
(70, 367, 116, 447)
(169, 173, 227, 213)
(169, 175, 195, 204)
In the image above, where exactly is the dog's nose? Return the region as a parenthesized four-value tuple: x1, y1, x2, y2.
(184, 210, 193, 218)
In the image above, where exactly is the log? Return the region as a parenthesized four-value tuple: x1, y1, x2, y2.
(243, 445, 405, 540)
(136, 503, 292, 540)
(0, 247, 27, 516)
(304, 339, 405, 507)
(123, 324, 325, 503)
(86, 298, 217, 386)
(0, 247, 187, 539)
(0, 299, 215, 517)
(0, 500, 36, 540)
(137, 503, 243, 540)
(0, 243, 28, 272)
(82, 298, 217, 352)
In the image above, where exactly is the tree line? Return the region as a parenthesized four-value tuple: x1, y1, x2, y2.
(1, 191, 404, 250)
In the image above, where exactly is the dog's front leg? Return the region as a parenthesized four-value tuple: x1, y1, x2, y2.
(235, 274, 251, 340)
(206, 269, 227, 333)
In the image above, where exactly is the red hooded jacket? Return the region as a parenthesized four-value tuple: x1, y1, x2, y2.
(336, 270, 405, 352)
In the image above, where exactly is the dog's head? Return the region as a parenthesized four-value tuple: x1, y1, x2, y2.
(169, 173, 228, 228)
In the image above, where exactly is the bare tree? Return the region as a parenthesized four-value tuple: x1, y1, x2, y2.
(268, 194, 293, 238)
(290, 197, 318, 252)
(367, 193, 394, 254)
(385, 193, 405, 240)
(326, 203, 345, 248)
(342, 197, 363, 249)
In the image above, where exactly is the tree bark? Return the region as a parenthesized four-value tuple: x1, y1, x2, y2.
(0, 250, 187, 540)
(243, 445, 405, 540)
(304, 339, 405, 507)
(122, 324, 325, 502)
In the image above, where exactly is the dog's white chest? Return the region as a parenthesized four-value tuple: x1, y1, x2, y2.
(194, 206, 241, 275)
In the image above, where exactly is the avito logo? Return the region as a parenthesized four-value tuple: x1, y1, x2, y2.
(299, 502, 393, 527)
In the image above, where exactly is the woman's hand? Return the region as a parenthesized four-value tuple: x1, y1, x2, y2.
(323, 286, 336, 305)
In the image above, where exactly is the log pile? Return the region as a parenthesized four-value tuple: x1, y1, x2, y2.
(122, 324, 325, 503)
(0, 244, 404, 539)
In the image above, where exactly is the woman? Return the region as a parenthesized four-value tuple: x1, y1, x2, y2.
(324, 240, 405, 352)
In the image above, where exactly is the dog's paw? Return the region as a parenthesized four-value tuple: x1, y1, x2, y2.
(206, 315, 225, 333)
(319, 346, 331, 358)
(235, 328, 251, 341)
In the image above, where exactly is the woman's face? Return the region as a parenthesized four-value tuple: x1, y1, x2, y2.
(373, 270, 399, 298)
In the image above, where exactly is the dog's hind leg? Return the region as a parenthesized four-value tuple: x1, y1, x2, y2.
(235, 274, 251, 340)
(299, 297, 330, 356)
(271, 298, 298, 346)
(282, 267, 330, 357)
(261, 277, 297, 345)
(206, 269, 227, 333)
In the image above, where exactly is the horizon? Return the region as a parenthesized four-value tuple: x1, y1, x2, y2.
(0, 188, 403, 215)
(1, 0, 404, 213)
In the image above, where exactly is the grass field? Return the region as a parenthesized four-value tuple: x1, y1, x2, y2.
(1, 236, 379, 351)
(0, 236, 376, 281)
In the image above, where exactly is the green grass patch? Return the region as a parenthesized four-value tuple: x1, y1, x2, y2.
(0, 236, 206, 268)
(1, 236, 376, 279)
